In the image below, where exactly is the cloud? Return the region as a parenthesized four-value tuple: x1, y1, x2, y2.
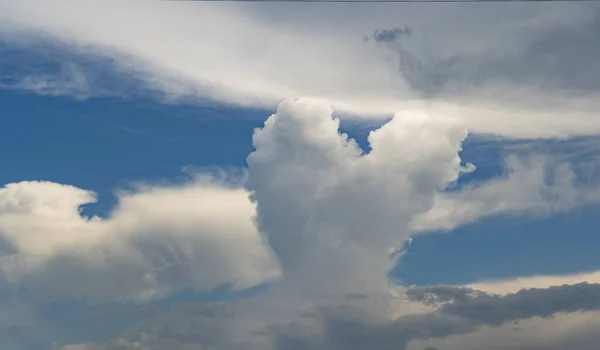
(407, 283, 600, 323)
(404, 283, 600, 350)
(246, 98, 472, 295)
(369, 6, 600, 99)
(467, 270, 600, 295)
(370, 27, 412, 43)
(61, 283, 600, 350)
(246, 99, 600, 295)
(0, 292, 50, 350)
(0, 0, 411, 115)
(403, 10, 600, 97)
(271, 283, 600, 350)
(7, 61, 92, 99)
(61, 338, 148, 350)
(0, 177, 281, 303)
(242, 98, 600, 348)
(410, 154, 600, 233)
(407, 310, 600, 350)
(2, 0, 600, 137)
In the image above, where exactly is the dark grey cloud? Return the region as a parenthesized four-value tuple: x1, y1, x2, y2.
(405, 285, 488, 305)
(368, 29, 455, 98)
(371, 27, 412, 43)
(80, 282, 600, 350)
(372, 8, 600, 99)
(480, 11, 600, 93)
(123, 303, 239, 350)
(274, 282, 600, 350)
(432, 283, 600, 326)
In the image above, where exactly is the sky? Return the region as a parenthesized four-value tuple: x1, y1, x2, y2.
(2, 0, 600, 349)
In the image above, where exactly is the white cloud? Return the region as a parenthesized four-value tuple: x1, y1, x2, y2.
(466, 270, 600, 295)
(245, 98, 471, 297)
(2, 0, 600, 137)
(9, 62, 92, 99)
(410, 155, 600, 233)
(245, 99, 600, 298)
(0, 178, 281, 303)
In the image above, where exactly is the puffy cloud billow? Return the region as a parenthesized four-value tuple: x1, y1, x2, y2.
(0, 178, 281, 303)
(246, 98, 473, 295)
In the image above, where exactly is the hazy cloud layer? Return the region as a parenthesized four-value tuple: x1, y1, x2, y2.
(408, 310, 600, 350)
(468, 270, 600, 295)
(2, 0, 600, 137)
(373, 9, 600, 98)
(63, 283, 600, 350)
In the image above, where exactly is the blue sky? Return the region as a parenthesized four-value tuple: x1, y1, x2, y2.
(2, 2, 600, 350)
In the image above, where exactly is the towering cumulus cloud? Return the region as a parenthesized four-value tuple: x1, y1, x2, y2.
(246, 98, 472, 295)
